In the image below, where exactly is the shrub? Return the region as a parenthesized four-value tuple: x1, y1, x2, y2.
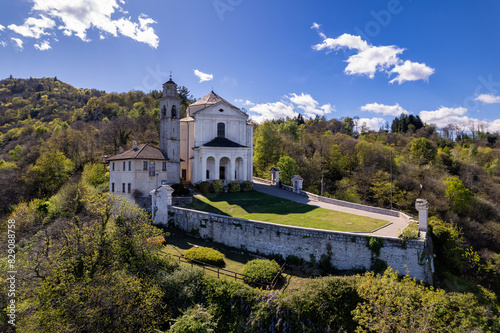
(242, 259, 281, 286)
(197, 181, 212, 194)
(212, 180, 223, 193)
(184, 247, 225, 267)
(169, 304, 217, 333)
(229, 181, 240, 192)
(366, 236, 384, 256)
(372, 259, 388, 273)
(241, 180, 252, 192)
(398, 222, 419, 241)
(172, 183, 190, 196)
(286, 254, 304, 266)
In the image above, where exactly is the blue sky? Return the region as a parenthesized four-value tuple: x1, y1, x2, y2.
(1, 0, 500, 132)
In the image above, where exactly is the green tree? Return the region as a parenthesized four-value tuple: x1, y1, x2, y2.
(444, 176, 474, 216)
(29, 149, 74, 197)
(276, 155, 299, 185)
(409, 137, 437, 165)
(253, 122, 282, 177)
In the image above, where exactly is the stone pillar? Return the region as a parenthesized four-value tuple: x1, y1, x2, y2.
(415, 198, 429, 232)
(230, 157, 235, 181)
(150, 185, 174, 225)
(201, 157, 206, 181)
(214, 157, 220, 180)
(270, 167, 280, 186)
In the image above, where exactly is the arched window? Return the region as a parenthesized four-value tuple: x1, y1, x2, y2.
(149, 161, 155, 177)
(217, 122, 225, 138)
(161, 105, 167, 118)
(171, 105, 177, 119)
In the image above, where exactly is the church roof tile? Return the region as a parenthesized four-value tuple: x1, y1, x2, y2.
(107, 144, 169, 161)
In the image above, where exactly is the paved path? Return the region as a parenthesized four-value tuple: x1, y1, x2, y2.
(253, 179, 409, 238)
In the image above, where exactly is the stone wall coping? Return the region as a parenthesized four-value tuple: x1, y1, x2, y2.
(171, 206, 420, 243)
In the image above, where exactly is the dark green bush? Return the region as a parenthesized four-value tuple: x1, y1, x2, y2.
(241, 180, 252, 192)
(366, 236, 384, 256)
(197, 181, 212, 194)
(372, 259, 388, 274)
(172, 183, 190, 196)
(242, 259, 281, 286)
(184, 247, 225, 267)
(212, 180, 223, 193)
(286, 254, 304, 266)
(229, 180, 240, 192)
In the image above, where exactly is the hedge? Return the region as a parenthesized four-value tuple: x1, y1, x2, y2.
(229, 181, 240, 192)
(184, 247, 225, 267)
(241, 259, 281, 286)
(241, 180, 252, 192)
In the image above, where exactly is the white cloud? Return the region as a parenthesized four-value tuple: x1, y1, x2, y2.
(360, 102, 409, 116)
(345, 45, 403, 78)
(312, 33, 369, 52)
(289, 93, 334, 118)
(0, 41, 7, 47)
(34, 40, 51, 51)
(419, 106, 470, 128)
(357, 117, 386, 131)
(193, 69, 213, 83)
(7, 0, 159, 48)
(249, 101, 298, 123)
(0, 24, 5, 31)
(234, 99, 255, 106)
(389, 60, 435, 84)
(249, 93, 333, 123)
(311, 22, 320, 30)
(8, 15, 55, 38)
(312, 27, 435, 84)
(11, 38, 24, 50)
(475, 93, 500, 104)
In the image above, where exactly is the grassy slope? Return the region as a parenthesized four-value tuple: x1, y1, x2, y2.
(184, 191, 388, 232)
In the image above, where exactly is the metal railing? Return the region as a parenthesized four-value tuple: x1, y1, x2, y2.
(161, 252, 286, 289)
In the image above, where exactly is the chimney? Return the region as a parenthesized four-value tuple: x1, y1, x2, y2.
(132, 140, 137, 150)
(415, 199, 429, 232)
(119, 146, 124, 154)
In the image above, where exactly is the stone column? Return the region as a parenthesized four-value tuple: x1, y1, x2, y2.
(230, 157, 235, 181)
(150, 185, 174, 225)
(214, 157, 220, 180)
(201, 156, 207, 181)
(415, 198, 429, 232)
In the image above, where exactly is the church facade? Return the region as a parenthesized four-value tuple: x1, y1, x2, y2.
(180, 90, 253, 185)
(107, 78, 252, 204)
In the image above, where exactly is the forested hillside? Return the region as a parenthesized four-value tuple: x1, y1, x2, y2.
(1, 77, 500, 332)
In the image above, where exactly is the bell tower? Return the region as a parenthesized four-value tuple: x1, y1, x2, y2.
(160, 76, 181, 184)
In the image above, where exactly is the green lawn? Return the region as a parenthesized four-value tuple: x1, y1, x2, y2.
(184, 191, 389, 232)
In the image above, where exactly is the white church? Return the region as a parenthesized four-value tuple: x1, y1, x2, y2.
(107, 78, 253, 203)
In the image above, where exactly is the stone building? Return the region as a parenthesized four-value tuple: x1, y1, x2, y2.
(180, 91, 253, 184)
(107, 141, 169, 203)
(108, 77, 253, 203)
(107, 78, 181, 204)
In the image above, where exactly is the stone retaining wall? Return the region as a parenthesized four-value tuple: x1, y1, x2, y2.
(166, 206, 433, 284)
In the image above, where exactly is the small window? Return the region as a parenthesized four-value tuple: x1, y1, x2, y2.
(162, 162, 167, 171)
(143, 161, 148, 171)
(171, 105, 177, 119)
(162, 105, 167, 118)
(123, 161, 126, 171)
(217, 122, 225, 138)
(111, 183, 115, 192)
(128, 161, 131, 171)
(149, 161, 155, 177)
(219, 108, 224, 112)
(206, 170, 210, 179)
(122, 183, 125, 193)
(182, 169, 187, 180)
(112, 162, 115, 171)
(127, 183, 131, 193)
